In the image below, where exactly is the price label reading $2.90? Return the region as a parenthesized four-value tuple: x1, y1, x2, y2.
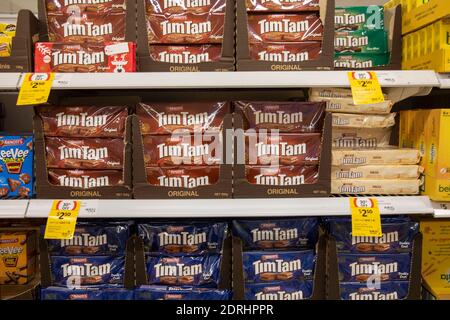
(44, 200, 80, 240)
(350, 197, 382, 237)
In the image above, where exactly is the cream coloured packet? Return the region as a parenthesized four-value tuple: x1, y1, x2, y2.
(332, 165, 423, 180)
(332, 127, 392, 149)
(332, 148, 421, 166)
(332, 113, 396, 128)
(331, 179, 421, 195)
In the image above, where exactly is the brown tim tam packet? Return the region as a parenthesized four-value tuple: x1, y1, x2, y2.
(48, 169, 124, 188)
(37, 106, 128, 138)
(149, 45, 223, 63)
(235, 101, 325, 132)
(146, 166, 220, 187)
(45, 137, 124, 170)
(246, 0, 320, 12)
(246, 165, 319, 185)
(137, 102, 229, 134)
(147, 12, 225, 44)
(245, 132, 321, 165)
(146, 0, 226, 15)
(249, 42, 322, 62)
(142, 134, 222, 166)
(247, 13, 323, 43)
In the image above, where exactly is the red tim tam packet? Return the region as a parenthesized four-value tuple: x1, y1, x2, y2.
(48, 169, 124, 189)
(245, 133, 321, 165)
(249, 42, 322, 62)
(246, 165, 319, 185)
(146, 166, 220, 188)
(149, 45, 222, 63)
(37, 106, 128, 138)
(137, 102, 229, 134)
(246, 0, 320, 12)
(34, 42, 136, 73)
(146, 0, 226, 15)
(247, 13, 323, 43)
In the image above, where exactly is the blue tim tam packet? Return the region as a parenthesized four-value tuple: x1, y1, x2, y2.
(40, 287, 134, 300)
(146, 254, 221, 287)
(232, 218, 319, 250)
(338, 253, 411, 283)
(138, 222, 228, 255)
(329, 219, 418, 253)
(46, 221, 131, 256)
(243, 250, 315, 283)
(245, 280, 313, 300)
(340, 281, 409, 300)
(135, 285, 231, 300)
(51, 256, 125, 288)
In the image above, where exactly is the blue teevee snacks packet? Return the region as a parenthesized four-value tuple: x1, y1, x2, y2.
(138, 222, 228, 255)
(146, 254, 221, 287)
(243, 250, 315, 283)
(328, 219, 418, 253)
(40, 287, 134, 300)
(51, 256, 125, 288)
(340, 281, 409, 300)
(338, 253, 411, 282)
(232, 218, 319, 250)
(46, 221, 131, 256)
(0, 135, 33, 198)
(245, 280, 313, 300)
(135, 286, 231, 300)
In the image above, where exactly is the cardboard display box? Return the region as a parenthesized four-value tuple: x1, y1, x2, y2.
(334, 0, 402, 70)
(136, 0, 235, 72)
(236, 0, 335, 71)
(233, 113, 331, 198)
(0, 10, 38, 72)
(232, 233, 327, 300)
(133, 114, 233, 199)
(326, 233, 423, 300)
(33, 96, 135, 199)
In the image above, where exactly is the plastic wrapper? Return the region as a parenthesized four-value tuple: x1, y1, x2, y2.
(48, 169, 124, 188)
(149, 44, 222, 63)
(332, 113, 396, 128)
(332, 127, 392, 149)
(247, 13, 323, 43)
(146, 0, 226, 15)
(331, 148, 420, 166)
(45, 0, 127, 13)
(340, 281, 409, 300)
(245, 280, 313, 300)
(135, 285, 231, 300)
(235, 101, 325, 133)
(45, 137, 124, 170)
(331, 179, 421, 195)
(332, 165, 422, 180)
(146, 166, 220, 188)
(245, 165, 319, 185)
(137, 102, 228, 134)
(246, 0, 319, 12)
(37, 106, 128, 138)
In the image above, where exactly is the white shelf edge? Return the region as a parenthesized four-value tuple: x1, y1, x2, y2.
(25, 196, 434, 218)
(0, 200, 29, 219)
(437, 73, 450, 89)
(431, 201, 450, 218)
(0, 73, 22, 90)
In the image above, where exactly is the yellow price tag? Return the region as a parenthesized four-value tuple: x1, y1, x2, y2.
(17, 73, 54, 106)
(44, 200, 80, 240)
(348, 71, 385, 105)
(350, 198, 382, 237)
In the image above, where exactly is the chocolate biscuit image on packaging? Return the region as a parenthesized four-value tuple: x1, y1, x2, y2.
(45, 0, 127, 13)
(37, 106, 128, 138)
(332, 165, 422, 180)
(246, 165, 319, 186)
(142, 134, 222, 166)
(245, 133, 321, 165)
(332, 148, 421, 166)
(48, 169, 124, 188)
(235, 101, 325, 133)
(149, 44, 222, 64)
(45, 137, 125, 170)
(146, 166, 220, 188)
(332, 113, 396, 128)
(147, 0, 226, 15)
(249, 42, 322, 63)
(137, 102, 229, 134)
(247, 13, 323, 43)
(246, 0, 319, 12)
(331, 179, 421, 195)
(147, 12, 225, 44)
(332, 127, 392, 149)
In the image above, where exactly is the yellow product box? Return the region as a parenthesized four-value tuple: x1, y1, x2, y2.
(402, 0, 450, 35)
(0, 231, 36, 285)
(424, 174, 450, 201)
(399, 110, 411, 148)
(426, 109, 450, 179)
(403, 48, 450, 73)
(414, 109, 429, 169)
(421, 219, 450, 299)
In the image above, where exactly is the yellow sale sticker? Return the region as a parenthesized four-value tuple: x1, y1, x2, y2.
(17, 73, 54, 106)
(348, 71, 385, 105)
(44, 200, 80, 240)
(350, 197, 382, 237)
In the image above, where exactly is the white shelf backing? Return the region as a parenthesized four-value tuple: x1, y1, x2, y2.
(437, 73, 450, 89)
(432, 201, 450, 218)
(0, 73, 22, 90)
(25, 196, 434, 218)
(14, 71, 440, 90)
(0, 200, 29, 218)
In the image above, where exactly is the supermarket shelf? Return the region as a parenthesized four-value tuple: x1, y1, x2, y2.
(431, 201, 450, 218)
(12, 70, 440, 90)
(0, 200, 29, 219)
(437, 73, 450, 89)
(0, 73, 22, 90)
(25, 196, 434, 218)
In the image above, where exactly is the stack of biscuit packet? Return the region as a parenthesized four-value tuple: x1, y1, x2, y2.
(233, 218, 319, 300)
(310, 88, 422, 195)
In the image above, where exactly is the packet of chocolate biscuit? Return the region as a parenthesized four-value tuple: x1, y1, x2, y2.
(332, 113, 396, 128)
(331, 179, 421, 195)
(245, 165, 319, 186)
(246, 0, 320, 12)
(332, 127, 392, 149)
(332, 165, 422, 180)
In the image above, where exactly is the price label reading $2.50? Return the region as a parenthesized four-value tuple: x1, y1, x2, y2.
(17, 73, 54, 106)
(348, 71, 385, 105)
(350, 198, 382, 237)
(44, 200, 80, 240)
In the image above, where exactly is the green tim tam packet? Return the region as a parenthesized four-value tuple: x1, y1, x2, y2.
(335, 6, 384, 31)
(334, 53, 390, 69)
(335, 30, 388, 54)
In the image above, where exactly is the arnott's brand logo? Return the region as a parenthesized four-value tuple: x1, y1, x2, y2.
(61, 262, 111, 278)
(158, 112, 209, 127)
(56, 112, 108, 128)
(251, 227, 298, 242)
(255, 142, 306, 157)
(254, 256, 301, 275)
(161, 19, 212, 35)
(52, 50, 105, 66)
(158, 230, 206, 246)
(63, 22, 113, 38)
(258, 18, 309, 34)
(59, 146, 108, 160)
(255, 173, 305, 185)
(158, 50, 211, 63)
(158, 175, 210, 188)
(254, 110, 303, 125)
(154, 259, 202, 278)
(259, 50, 309, 62)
